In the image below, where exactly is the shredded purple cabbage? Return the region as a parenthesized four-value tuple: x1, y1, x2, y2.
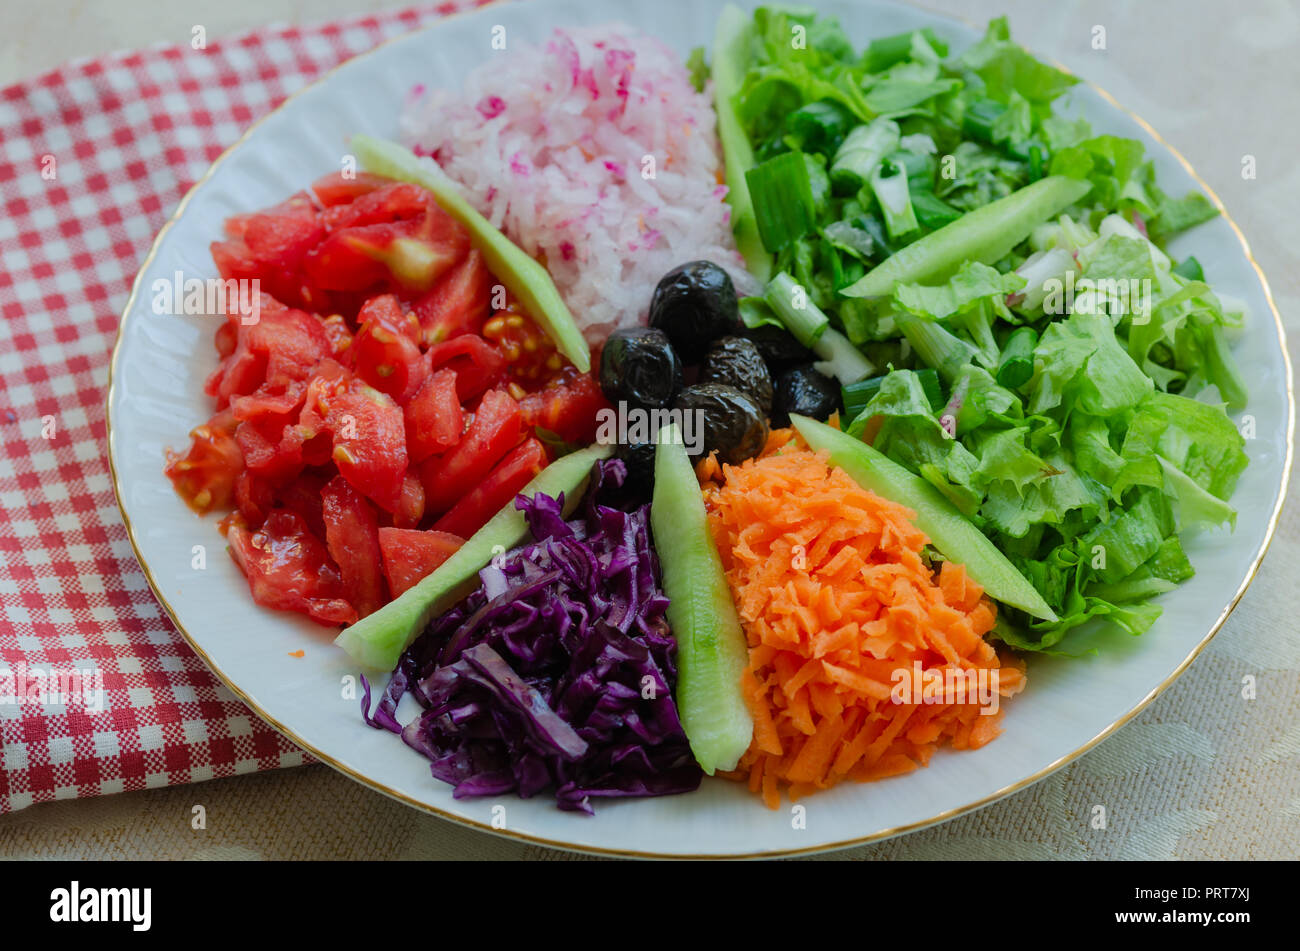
(362, 458, 701, 813)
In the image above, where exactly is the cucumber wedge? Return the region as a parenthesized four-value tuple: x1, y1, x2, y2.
(336, 444, 612, 670)
(712, 4, 771, 282)
(652, 423, 753, 774)
(350, 134, 591, 373)
(792, 415, 1058, 622)
(841, 176, 1091, 299)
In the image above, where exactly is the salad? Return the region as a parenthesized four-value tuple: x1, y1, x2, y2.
(711, 7, 1248, 653)
(164, 9, 1250, 814)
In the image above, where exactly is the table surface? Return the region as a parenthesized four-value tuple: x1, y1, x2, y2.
(1, 0, 1297, 860)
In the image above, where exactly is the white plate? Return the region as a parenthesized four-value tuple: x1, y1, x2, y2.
(107, 0, 1293, 857)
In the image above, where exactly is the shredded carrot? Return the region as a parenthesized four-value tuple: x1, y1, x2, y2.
(694, 450, 723, 485)
(696, 429, 798, 488)
(707, 445, 1026, 808)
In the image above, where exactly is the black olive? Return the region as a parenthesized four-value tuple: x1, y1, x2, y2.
(673, 383, 769, 466)
(615, 441, 657, 500)
(698, 336, 774, 415)
(598, 327, 683, 409)
(648, 261, 742, 363)
(773, 364, 840, 427)
(740, 324, 814, 371)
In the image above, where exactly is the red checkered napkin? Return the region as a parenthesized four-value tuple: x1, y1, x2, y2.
(0, 1, 487, 815)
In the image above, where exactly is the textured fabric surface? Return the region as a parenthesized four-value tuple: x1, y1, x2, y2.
(0, 0, 1296, 858)
(0, 0, 483, 817)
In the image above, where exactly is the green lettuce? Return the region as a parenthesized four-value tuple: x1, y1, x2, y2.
(709, 6, 1251, 655)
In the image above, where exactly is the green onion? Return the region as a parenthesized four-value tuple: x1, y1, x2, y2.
(911, 191, 962, 231)
(737, 295, 782, 330)
(889, 149, 933, 185)
(830, 118, 899, 195)
(896, 313, 979, 383)
(785, 100, 856, 156)
(1027, 143, 1044, 181)
(745, 151, 816, 253)
(962, 96, 1006, 143)
(870, 159, 919, 239)
(812, 327, 875, 385)
(864, 28, 949, 71)
(995, 326, 1038, 388)
(843, 367, 942, 422)
(763, 272, 873, 384)
(763, 271, 829, 347)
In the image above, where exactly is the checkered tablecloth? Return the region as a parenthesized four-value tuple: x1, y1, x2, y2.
(0, 1, 487, 815)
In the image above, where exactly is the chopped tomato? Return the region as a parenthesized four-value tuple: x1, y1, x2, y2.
(165, 410, 243, 514)
(320, 183, 434, 230)
(294, 358, 348, 436)
(218, 193, 325, 304)
(298, 224, 392, 292)
(318, 314, 354, 359)
(418, 388, 522, 516)
(300, 370, 409, 513)
(226, 510, 356, 626)
(220, 193, 324, 303)
(287, 412, 335, 469)
(433, 438, 548, 538)
(350, 293, 426, 404)
(425, 334, 506, 402)
(207, 306, 332, 407)
(330, 381, 408, 512)
(214, 316, 239, 360)
(304, 213, 469, 296)
(311, 171, 391, 207)
(412, 248, 493, 346)
(242, 214, 324, 272)
(483, 306, 565, 387)
(377, 528, 464, 598)
(404, 368, 463, 464)
(233, 469, 275, 526)
(234, 417, 305, 483)
(321, 475, 387, 619)
(394, 471, 425, 529)
(170, 176, 561, 628)
(518, 369, 610, 445)
(225, 191, 317, 242)
(275, 469, 329, 539)
(211, 238, 333, 315)
(230, 378, 307, 427)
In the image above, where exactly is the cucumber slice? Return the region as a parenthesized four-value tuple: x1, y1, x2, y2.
(841, 176, 1091, 299)
(791, 415, 1058, 622)
(350, 134, 591, 373)
(712, 3, 771, 282)
(335, 444, 613, 670)
(651, 423, 753, 774)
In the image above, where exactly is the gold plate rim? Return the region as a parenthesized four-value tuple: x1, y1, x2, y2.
(104, 0, 1295, 859)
